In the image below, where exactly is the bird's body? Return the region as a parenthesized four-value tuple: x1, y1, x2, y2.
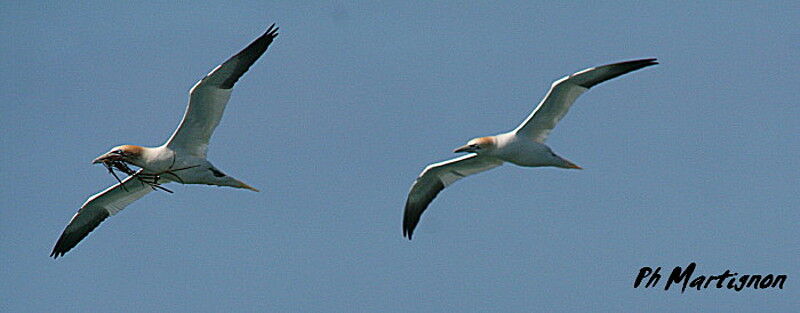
(482, 132, 558, 167)
(51, 24, 279, 258)
(403, 58, 659, 239)
(99, 145, 252, 189)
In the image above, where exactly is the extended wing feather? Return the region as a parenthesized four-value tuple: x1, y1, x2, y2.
(166, 24, 279, 157)
(403, 154, 503, 239)
(51, 173, 153, 258)
(514, 58, 658, 142)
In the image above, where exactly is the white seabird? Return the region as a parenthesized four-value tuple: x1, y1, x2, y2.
(51, 24, 279, 258)
(403, 58, 658, 239)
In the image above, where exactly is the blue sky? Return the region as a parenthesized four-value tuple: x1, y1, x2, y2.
(1, 2, 798, 312)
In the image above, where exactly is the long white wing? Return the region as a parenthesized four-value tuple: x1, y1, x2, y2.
(165, 24, 279, 158)
(403, 154, 503, 239)
(51, 173, 153, 258)
(513, 58, 658, 142)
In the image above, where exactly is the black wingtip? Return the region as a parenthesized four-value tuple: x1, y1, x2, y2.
(50, 243, 66, 259)
(264, 23, 279, 38)
(576, 58, 659, 89)
(638, 58, 659, 67)
(403, 227, 414, 240)
(51, 237, 65, 259)
(612, 58, 659, 68)
(218, 22, 280, 89)
(402, 206, 418, 240)
(402, 179, 445, 241)
(50, 240, 69, 259)
(49, 208, 110, 260)
(613, 58, 658, 66)
(403, 205, 419, 241)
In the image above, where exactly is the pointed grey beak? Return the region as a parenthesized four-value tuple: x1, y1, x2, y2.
(92, 155, 108, 164)
(92, 153, 121, 164)
(453, 145, 474, 153)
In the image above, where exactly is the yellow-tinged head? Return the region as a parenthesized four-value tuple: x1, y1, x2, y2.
(453, 136, 497, 154)
(92, 145, 146, 165)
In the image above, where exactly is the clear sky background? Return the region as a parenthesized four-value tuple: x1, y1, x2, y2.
(1, 2, 798, 312)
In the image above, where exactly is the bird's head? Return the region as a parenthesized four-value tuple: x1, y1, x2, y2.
(92, 145, 145, 167)
(453, 137, 497, 154)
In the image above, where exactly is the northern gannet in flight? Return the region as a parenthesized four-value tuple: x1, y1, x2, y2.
(51, 24, 279, 258)
(403, 58, 658, 239)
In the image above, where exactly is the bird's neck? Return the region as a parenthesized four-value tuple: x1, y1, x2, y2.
(130, 146, 170, 169)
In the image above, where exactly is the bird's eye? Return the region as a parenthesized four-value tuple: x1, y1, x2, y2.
(470, 144, 480, 149)
(113, 150, 124, 155)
